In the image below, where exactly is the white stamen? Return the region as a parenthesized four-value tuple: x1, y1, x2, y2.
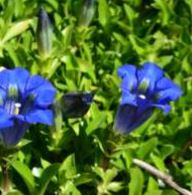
(14, 102, 21, 115)
(139, 94, 146, 99)
(0, 67, 6, 72)
(15, 103, 21, 108)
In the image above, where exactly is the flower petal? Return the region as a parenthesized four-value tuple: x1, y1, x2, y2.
(0, 69, 10, 90)
(114, 104, 153, 133)
(34, 84, 56, 107)
(0, 109, 13, 128)
(26, 76, 56, 107)
(151, 103, 171, 113)
(120, 91, 137, 106)
(0, 122, 28, 146)
(0, 88, 6, 105)
(26, 75, 46, 92)
(156, 77, 182, 102)
(137, 62, 163, 93)
(25, 109, 53, 125)
(0, 68, 30, 98)
(118, 65, 137, 91)
(9, 68, 30, 94)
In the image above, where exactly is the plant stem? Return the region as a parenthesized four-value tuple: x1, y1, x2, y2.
(133, 158, 192, 195)
(1, 158, 9, 193)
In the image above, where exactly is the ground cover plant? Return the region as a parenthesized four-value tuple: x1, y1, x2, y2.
(0, 0, 192, 194)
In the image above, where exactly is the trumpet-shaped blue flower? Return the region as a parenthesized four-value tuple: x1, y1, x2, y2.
(0, 67, 56, 146)
(115, 62, 182, 133)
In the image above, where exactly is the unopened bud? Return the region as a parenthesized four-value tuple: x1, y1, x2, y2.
(79, 0, 95, 26)
(36, 7, 52, 58)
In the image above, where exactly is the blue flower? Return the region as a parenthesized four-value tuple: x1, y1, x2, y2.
(114, 62, 182, 133)
(0, 67, 56, 146)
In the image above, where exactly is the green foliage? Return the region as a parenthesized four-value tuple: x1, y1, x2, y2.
(0, 0, 191, 194)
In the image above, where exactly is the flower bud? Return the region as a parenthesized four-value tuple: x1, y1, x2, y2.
(79, 0, 95, 26)
(36, 7, 52, 58)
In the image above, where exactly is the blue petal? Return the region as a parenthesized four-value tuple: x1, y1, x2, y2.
(11, 68, 30, 94)
(0, 109, 13, 128)
(34, 84, 56, 107)
(0, 122, 28, 146)
(118, 65, 137, 91)
(151, 103, 171, 113)
(0, 69, 9, 90)
(25, 109, 53, 125)
(120, 91, 137, 106)
(26, 76, 56, 107)
(137, 62, 163, 93)
(0, 68, 30, 95)
(114, 104, 153, 133)
(26, 75, 45, 92)
(156, 77, 182, 102)
(0, 88, 6, 105)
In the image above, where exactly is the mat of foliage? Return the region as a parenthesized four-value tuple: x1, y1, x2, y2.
(0, 0, 191, 194)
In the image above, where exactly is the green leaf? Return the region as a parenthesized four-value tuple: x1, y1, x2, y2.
(2, 19, 32, 43)
(129, 167, 144, 195)
(113, 32, 128, 46)
(136, 137, 158, 159)
(62, 25, 74, 49)
(85, 104, 107, 135)
(162, 189, 179, 195)
(123, 4, 137, 28)
(59, 154, 77, 182)
(74, 173, 93, 186)
(159, 144, 175, 160)
(145, 177, 161, 195)
(37, 163, 60, 195)
(98, 0, 110, 27)
(151, 154, 166, 171)
(60, 181, 81, 195)
(10, 160, 35, 194)
(129, 34, 146, 55)
(107, 181, 124, 192)
(6, 190, 24, 195)
(153, 0, 172, 26)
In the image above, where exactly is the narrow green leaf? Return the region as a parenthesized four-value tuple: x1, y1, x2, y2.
(145, 177, 160, 195)
(128, 167, 144, 195)
(61, 181, 81, 195)
(59, 154, 76, 180)
(2, 19, 32, 43)
(10, 160, 35, 194)
(98, 0, 110, 27)
(37, 163, 60, 195)
(136, 137, 158, 159)
(86, 112, 107, 135)
(151, 154, 167, 171)
(62, 25, 73, 49)
(123, 4, 137, 28)
(162, 189, 180, 195)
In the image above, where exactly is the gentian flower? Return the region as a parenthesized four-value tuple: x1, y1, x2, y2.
(114, 62, 182, 133)
(0, 67, 56, 146)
